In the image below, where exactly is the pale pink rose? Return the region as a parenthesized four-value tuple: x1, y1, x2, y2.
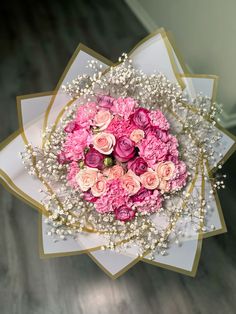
(105, 165, 124, 180)
(130, 129, 145, 143)
(76, 167, 98, 191)
(92, 132, 116, 155)
(94, 110, 113, 130)
(121, 170, 141, 195)
(140, 170, 159, 190)
(155, 161, 175, 180)
(91, 175, 107, 197)
(111, 97, 137, 120)
(159, 180, 171, 193)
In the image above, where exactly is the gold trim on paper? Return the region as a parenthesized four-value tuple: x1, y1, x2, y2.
(42, 44, 113, 147)
(38, 214, 103, 259)
(42, 28, 187, 139)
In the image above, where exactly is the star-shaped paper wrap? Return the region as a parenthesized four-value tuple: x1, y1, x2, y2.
(0, 28, 235, 279)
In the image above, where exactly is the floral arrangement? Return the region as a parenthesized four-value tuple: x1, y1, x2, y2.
(1, 29, 235, 277)
(58, 96, 188, 221)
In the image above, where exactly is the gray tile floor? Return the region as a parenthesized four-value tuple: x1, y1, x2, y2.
(0, 1, 236, 313)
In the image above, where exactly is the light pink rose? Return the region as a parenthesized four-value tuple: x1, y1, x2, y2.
(159, 180, 171, 193)
(104, 165, 124, 180)
(121, 170, 141, 195)
(92, 132, 116, 155)
(76, 168, 98, 191)
(111, 97, 137, 120)
(91, 175, 107, 197)
(140, 170, 159, 190)
(155, 161, 175, 180)
(94, 110, 113, 130)
(130, 129, 145, 143)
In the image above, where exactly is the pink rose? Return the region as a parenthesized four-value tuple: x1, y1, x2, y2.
(140, 170, 159, 190)
(98, 95, 114, 109)
(64, 121, 81, 133)
(149, 110, 170, 131)
(131, 187, 152, 202)
(130, 129, 145, 143)
(138, 134, 168, 167)
(128, 157, 148, 175)
(104, 165, 124, 180)
(155, 161, 175, 180)
(111, 97, 137, 120)
(84, 147, 104, 169)
(76, 167, 98, 191)
(114, 205, 136, 222)
(113, 136, 135, 162)
(94, 109, 113, 130)
(91, 175, 107, 197)
(132, 108, 150, 130)
(121, 170, 141, 195)
(93, 132, 116, 155)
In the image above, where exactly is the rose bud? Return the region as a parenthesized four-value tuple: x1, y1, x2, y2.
(114, 205, 136, 222)
(113, 136, 135, 162)
(64, 121, 80, 133)
(132, 108, 150, 130)
(104, 157, 114, 167)
(128, 157, 148, 175)
(84, 147, 104, 170)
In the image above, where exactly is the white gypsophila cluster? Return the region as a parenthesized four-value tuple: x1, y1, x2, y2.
(21, 54, 225, 258)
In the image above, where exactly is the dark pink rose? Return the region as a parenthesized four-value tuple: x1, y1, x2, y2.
(131, 187, 152, 202)
(98, 95, 114, 109)
(57, 151, 71, 164)
(113, 136, 135, 162)
(114, 205, 136, 222)
(83, 191, 98, 203)
(132, 108, 150, 130)
(84, 147, 104, 169)
(128, 157, 148, 175)
(64, 121, 81, 133)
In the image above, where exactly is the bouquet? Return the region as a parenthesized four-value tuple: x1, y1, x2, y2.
(0, 28, 235, 278)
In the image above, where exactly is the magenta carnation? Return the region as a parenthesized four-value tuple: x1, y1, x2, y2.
(106, 116, 136, 138)
(138, 134, 168, 167)
(149, 110, 170, 130)
(94, 179, 129, 213)
(63, 129, 91, 162)
(111, 97, 137, 120)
